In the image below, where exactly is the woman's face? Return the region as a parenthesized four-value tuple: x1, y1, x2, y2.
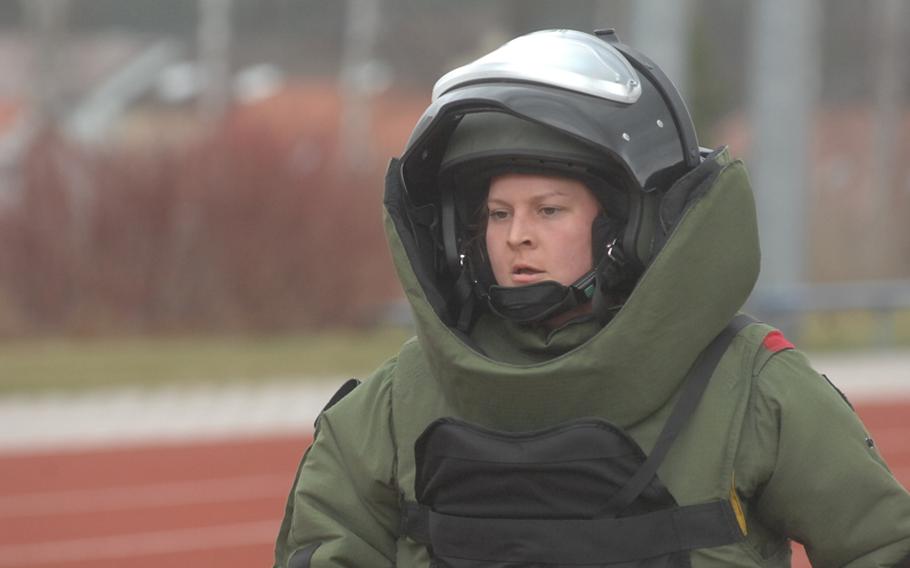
(485, 173, 601, 288)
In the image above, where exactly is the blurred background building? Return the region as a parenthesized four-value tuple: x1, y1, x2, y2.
(0, 0, 907, 339)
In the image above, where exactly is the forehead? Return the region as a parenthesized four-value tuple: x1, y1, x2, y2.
(486, 173, 596, 203)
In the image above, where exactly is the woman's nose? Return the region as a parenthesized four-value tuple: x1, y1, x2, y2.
(506, 213, 534, 248)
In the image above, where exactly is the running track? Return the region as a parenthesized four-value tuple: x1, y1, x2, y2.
(1, 400, 908, 567)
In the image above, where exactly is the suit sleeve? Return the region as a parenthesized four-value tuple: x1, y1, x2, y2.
(273, 359, 400, 567)
(742, 348, 910, 567)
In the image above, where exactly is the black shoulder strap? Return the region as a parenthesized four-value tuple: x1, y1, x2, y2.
(602, 314, 757, 515)
(313, 378, 361, 428)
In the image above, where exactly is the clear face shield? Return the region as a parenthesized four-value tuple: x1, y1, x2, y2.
(432, 30, 643, 105)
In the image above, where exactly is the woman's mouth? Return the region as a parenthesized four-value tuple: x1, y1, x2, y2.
(511, 265, 544, 284)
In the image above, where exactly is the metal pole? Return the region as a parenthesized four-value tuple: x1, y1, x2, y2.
(747, 0, 821, 318)
(22, 0, 68, 128)
(628, 0, 692, 99)
(338, 0, 382, 175)
(198, 0, 233, 125)
(867, 0, 905, 278)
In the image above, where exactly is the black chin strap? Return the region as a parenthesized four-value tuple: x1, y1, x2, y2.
(485, 269, 597, 324)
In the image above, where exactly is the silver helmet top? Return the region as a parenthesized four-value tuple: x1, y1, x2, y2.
(432, 29, 642, 104)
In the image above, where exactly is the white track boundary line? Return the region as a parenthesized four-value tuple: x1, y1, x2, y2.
(0, 473, 291, 518)
(0, 379, 341, 451)
(0, 520, 278, 566)
(0, 359, 906, 452)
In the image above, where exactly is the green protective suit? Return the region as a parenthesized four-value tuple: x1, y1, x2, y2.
(274, 150, 910, 567)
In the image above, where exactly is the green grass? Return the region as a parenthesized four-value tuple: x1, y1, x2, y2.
(2, 309, 909, 395)
(799, 309, 910, 351)
(0, 327, 414, 394)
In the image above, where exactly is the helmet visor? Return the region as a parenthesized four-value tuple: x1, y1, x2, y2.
(433, 29, 642, 104)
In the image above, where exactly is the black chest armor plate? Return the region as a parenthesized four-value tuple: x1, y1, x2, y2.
(400, 316, 755, 567)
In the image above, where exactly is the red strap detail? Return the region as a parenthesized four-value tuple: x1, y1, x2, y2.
(763, 330, 795, 353)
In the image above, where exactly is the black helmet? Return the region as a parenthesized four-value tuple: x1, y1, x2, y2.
(398, 28, 701, 328)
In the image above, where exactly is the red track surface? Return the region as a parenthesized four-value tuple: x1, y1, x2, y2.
(1, 402, 908, 568)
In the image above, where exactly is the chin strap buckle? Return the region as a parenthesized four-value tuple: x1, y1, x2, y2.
(606, 238, 625, 265)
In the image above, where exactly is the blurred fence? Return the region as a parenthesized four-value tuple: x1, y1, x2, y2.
(0, 94, 410, 335)
(0, 0, 907, 339)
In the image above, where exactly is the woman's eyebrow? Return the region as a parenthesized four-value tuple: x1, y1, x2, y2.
(487, 190, 569, 206)
(533, 190, 568, 200)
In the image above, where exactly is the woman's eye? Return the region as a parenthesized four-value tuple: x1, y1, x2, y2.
(488, 210, 509, 220)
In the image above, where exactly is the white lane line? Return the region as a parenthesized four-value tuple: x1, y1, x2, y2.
(0, 474, 292, 518)
(808, 350, 910, 403)
(0, 379, 341, 451)
(0, 520, 278, 566)
(0, 361, 906, 452)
